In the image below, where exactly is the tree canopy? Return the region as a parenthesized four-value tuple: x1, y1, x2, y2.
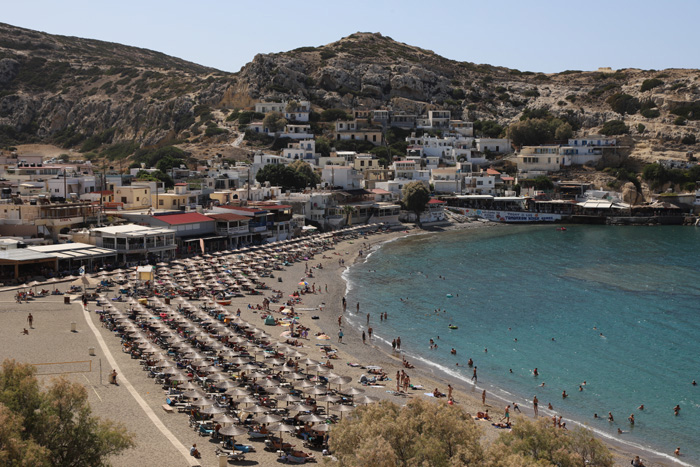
(402, 181, 431, 225)
(262, 111, 287, 133)
(329, 399, 484, 466)
(328, 400, 613, 467)
(256, 161, 319, 191)
(0, 359, 134, 466)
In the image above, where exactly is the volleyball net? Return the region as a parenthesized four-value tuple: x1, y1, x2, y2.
(31, 360, 93, 375)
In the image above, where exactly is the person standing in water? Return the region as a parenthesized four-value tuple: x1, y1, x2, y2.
(533, 396, 539, 417)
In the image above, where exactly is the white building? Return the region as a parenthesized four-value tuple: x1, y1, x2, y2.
(431, 168, 462, 194)
(476, 138, 510, 154)
(516, 146, 565, 175)
(321, 166, 363, 190)
(282, 139, 316, 161)
(280, 124, 313, 140)
(255, 102, 286, 114)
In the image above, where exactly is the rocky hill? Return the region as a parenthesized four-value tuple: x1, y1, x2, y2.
(0, 24, 698, 158)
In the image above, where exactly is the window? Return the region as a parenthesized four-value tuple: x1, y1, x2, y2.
(136, 197, 140, 202)
(121, 197, 127, 203)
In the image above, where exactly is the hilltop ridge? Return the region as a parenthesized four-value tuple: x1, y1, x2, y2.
(0, 23, 698, 158)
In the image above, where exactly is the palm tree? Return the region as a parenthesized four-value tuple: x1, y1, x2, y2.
(342, 205, 357, 227)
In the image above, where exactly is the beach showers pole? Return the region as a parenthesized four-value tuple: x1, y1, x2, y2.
(99, 358, 102, 385)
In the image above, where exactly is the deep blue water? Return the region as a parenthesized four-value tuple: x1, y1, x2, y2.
(344, 225, 700, 465)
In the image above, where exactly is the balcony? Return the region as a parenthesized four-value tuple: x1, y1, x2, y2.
(216, 225, 249, 236)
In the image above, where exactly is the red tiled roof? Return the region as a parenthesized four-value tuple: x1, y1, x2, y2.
(486, 168, 501, 175)
(175, 183, 187, 186)
(371, 188, 391, 194)
(154, 213, 213, 225)
(428, 199, 446, 204)
(208, 213, 249, 222)
(501, 176, 515, 181)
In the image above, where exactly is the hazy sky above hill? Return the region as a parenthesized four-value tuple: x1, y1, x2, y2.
(4, 0, 697, 73)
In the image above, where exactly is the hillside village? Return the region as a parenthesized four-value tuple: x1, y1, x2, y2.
(0, 23, 700, 284)
(1, 96, 699, 284)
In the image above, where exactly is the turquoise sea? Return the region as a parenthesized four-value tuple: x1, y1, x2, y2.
(344, 225, 700, 465)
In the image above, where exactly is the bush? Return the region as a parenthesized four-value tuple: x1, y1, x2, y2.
(681, 134, 696, 145)
(523, 89, 540, 97)
(320, 108, 350, 121)
(637, 123, 646, 133)
(565, 94, 577, 103)
(674, 116, 686, 126)
(640, 78, 664, 92)
(670, 102, 700, 120)
(600, 120, 629, 136)
(101, 141, 139, 160)
(319, 50, 336, 60)
(641, 108, 660, 118)
(474, 120, 505, 138)
(606, 93, 640, 115)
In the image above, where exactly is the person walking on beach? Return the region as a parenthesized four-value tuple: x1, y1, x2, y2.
(356, 302, 360, 313)
(27, 313, 33, 329)
(362, 331, 366, 344)
(392, 339, 396, 351)
(338, 329, 343, 343)
(471, 366, 477, 383)
(366, 313, 370, 325)
(338, 316, 342, 326)
(482, 389, 486, 405)
(533, 396, 539, 417)
(368, 327, 372, 339)
(396, 336, 401, 350)
(109, 369, 119, 385)
(448, 384, 453, 400)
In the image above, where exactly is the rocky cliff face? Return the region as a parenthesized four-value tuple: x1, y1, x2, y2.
(0, 24, 698, 153)
(0, 22, 232, 148)
(231, 33, 699, 144)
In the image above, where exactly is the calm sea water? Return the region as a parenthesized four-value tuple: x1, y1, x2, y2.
(344, 225, 700, 465)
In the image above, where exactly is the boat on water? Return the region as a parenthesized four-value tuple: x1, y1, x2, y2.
(443, 195, 572, 223)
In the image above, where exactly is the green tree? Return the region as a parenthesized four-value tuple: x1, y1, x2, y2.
(554, 122, 573, 141)
(606, 93, 640, 115)
(0, 360, 134, 467)
(600, 120, 629, 136)
(263, 111, 287, 133)
(474, 120, 505, 138)
(488, 417, 612, 467)
(255, 164, 308, 191)
(640, 78, 664, 92)
(289, 160, 320, 188)
(533, 175, 554, 191)
(135, 170, 174, 188)
(329, 399, 484, 467)
(320, 108, 350, 121)
(285, 100, 300, 112)
(315, 136, 332, 157)
(507, 119, 552, 147)
(402, 181, 431, 227)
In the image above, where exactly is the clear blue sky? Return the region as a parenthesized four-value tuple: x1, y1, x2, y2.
(3, 0, 697, 73)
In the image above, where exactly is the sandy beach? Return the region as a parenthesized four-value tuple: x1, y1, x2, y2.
(0, 224, 665, 467)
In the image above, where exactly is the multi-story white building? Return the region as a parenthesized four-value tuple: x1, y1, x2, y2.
(282, 139, 316, 161)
